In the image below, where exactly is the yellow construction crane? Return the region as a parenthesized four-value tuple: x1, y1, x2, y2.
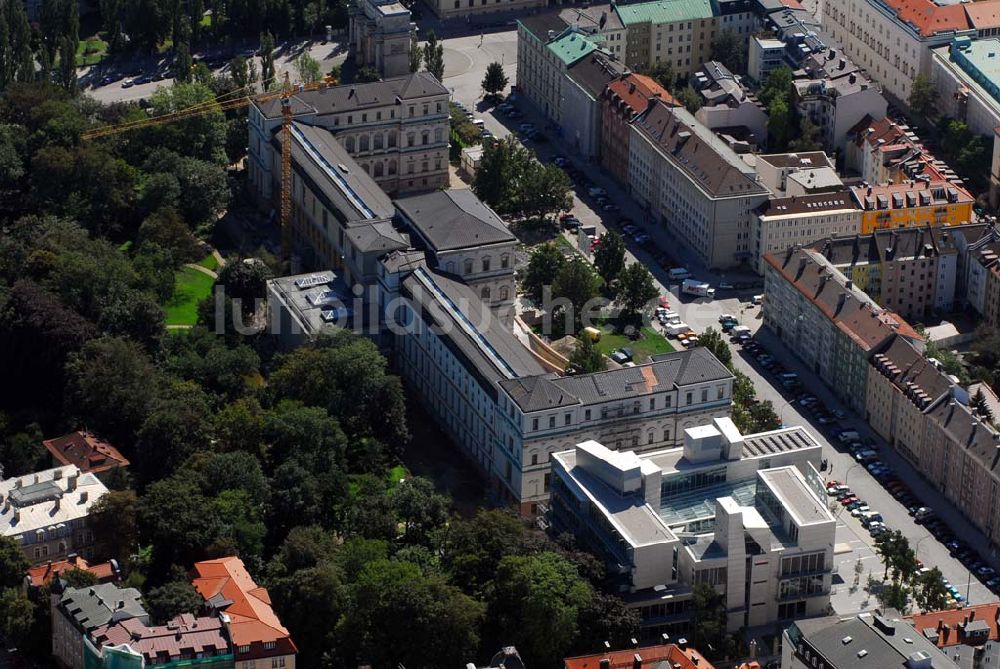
(80, 73, 337, 264)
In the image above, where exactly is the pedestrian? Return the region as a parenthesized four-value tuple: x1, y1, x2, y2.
(480, 31, 484, 46)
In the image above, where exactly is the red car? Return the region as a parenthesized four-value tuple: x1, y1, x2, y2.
(659, 296, 671, 309)
(839, 495, 859, 506)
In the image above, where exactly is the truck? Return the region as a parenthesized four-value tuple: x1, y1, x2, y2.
(664, 322, 692, 337)
(681, 279, 715, 299)
(668, 267, 691, 281)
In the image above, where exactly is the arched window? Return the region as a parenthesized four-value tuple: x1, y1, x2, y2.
(374, 162, 384, 177)
(374, 133, 383, 150)
(499, 286, 509, 301)
(446, 261, 455, 273)
(360, 135, 370, 151)
(434, 128, 444, 143)
(481, 286, 491, 299)
(345, 136, 356, 152)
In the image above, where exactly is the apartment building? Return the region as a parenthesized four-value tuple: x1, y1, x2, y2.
(247, 73, 450, 201)
(52, 582, 149, 669)
(348, 0, 414, 79)
(850, 182, 974, 234)
(821, 0, 973, 105)
(25, 554, 120, 589)
(762, 247, 924, 413)
(629, 100, 769, 270)
(424, 0, 543, 21)
(713, 0, 757, 39)
(751, 191, 860, 274)
(748, 36, 786, 82)
(601, 73, 675, 185)
(812, 224, 965, 318)
(1, 466, 107, 565)
(550, 419, 833, 639)
(517, 21, 603, 130)
(41, 431, 129, 475)
(88, 614, 232, 669)
(564, 53, 628, 160)
(933, 37, 1000, 138)
(908, 602, 1000, 654)
(976, 244, 1000, 330)
(395, 188, 518, 323)
(559, 5, 627, 60)
(615, 0, 717, 75)
(192, 557, 297, 669)
(691, 61, 769, 144)
(866, 333, 954, 460)
(783, 612, 959, 669)
(792, 49, 887, 154)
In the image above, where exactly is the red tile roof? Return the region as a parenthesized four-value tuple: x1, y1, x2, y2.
(606, 73, 677, 113)
(191, 557, 296, 657)
(565, 644, 713, 669)
(883, 0, 970, 37)
(25, 555, 118, 588)
(42, 431, 129, 474)
(966, 0, 1000, 31)
(908, 603, 1000, 646)
(91, 614, 229, 662)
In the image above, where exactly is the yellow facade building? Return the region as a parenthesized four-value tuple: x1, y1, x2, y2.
(850, 181, 974, 233)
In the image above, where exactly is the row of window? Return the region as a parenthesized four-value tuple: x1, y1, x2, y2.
(332, 101, 445, 127)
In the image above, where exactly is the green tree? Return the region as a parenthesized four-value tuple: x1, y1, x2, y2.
(913, 567, 950, 613)
(552, 258, 601, 325)
(790, 115, 823, 152)
(522, 243, 566, 303)
(295, 52, 323, 83)
(175, 42, 193, 83)
(698, 327, 732, 368)
(86, 490, 139, 569)
(135, 380, 214, 483)
(58, 36, 77, 94)
(569, 334, 606, 374)
(355, 66, 380, 83)
(409, 32, 423, 73)
(594, 231, 626, 284)
(691, 582, 736, 659)
(270, 562, 345, 668)
(616, 263, 658, 318)
(0, 536, 30, 588)
(0, 587, 34, 647)
(438, 509, 528, 596)
(677, 85, 702, 114)
(482, 61, 508, 98)
(875, 530, 916, 582)
(424, 30, 444, 81)
(521, 160, 571, 222)
(574, 593, 641, 656)
(972, 388, 995, 422)
(909, 74, 938, 119)
(229, 55, 251, 91)
(339, 559, 484, 669)
(147, 84, 228, 164)
(490, 552, 592, 667)
(260, 31, 276, 86)
(878, 581, 910, 612)
(145, 579, 204, 623)
(137, 476, 224, 569)
(389, 477, 451, 546)
(759, 66, 794, 107)
(768, 96, 795, 151)
(710, 30, 746, 74)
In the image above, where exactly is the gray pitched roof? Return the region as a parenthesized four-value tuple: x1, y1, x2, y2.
(399, 264, 545, 390)
(632, 101, 768, 199)
(254, 72, 449, 119)
(795, 613, 956, 669)
(518, 12, 573, 41)
(500, 347, 733, 412)
(284, 122, 395, 223)
(60, 583, 148, 633)
(567, 53, 627, 99)
(395, 189, 515, 251)
(346, 220, 409, 254)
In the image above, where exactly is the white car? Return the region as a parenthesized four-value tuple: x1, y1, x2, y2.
(121, 78, 135, 88)
(850, 505, 871, 517)
(718, 313, 736, 323)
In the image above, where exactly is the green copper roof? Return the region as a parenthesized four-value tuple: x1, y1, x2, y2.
(546, 30, 599, 66)
(614, 0, 713, 25)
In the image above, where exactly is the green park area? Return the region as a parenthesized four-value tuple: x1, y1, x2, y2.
(593, 319, 674, 363)
(164, 265, 215, 326)
(75, 37, 108, 66)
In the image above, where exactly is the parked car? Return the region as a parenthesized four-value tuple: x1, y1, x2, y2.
(121, 77, 135, 88)
(610, 348, 634, 364)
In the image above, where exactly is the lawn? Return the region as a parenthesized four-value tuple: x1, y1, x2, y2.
(75, 37, 108, 67)
(593, 318, 674, 363)
(197, 253, 221, 272)
(163, 266, 215, 326)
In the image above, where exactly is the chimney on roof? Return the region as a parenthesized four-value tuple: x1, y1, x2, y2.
(600, 661, 611, 669)
(79, 491, 88, 504)
(67, 473, 78, 491)
(634, 654, 643, 669)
